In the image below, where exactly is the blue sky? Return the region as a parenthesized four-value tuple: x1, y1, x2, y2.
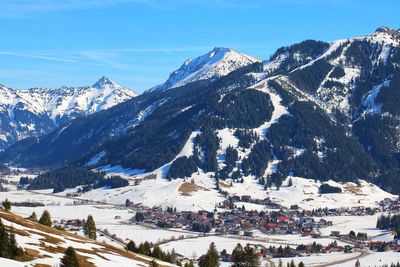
(0, 0, 399, 92)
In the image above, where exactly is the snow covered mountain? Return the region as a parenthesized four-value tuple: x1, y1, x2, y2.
(262, 26, 400, 119)
(2, 26, 400, 195)
(151, 47, 261, 91)
(0, 77, 137, 150)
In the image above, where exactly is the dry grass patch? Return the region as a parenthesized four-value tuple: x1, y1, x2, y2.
(75, 253, 97, 267)
(178, 182, 208, 196)
(6, 226, 31, 237)
(28, 230, 64, 245)
(34, 264, 52, 267)
(343, 185, 364, 195)
(13, 247, 40, 262)
(219, 181, 231, 188)
(24, 248, 41, 258)
(39, 242, 65, 254)
(76, 247, 109, 260)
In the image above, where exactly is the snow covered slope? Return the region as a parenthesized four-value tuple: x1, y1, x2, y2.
(0, 77, 137, 150)
(0, 210, 174, 267)
(152, 47, 261, 90)
(278, 26, 400, 118)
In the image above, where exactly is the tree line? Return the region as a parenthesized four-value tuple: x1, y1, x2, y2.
(23, 165, 128, 193)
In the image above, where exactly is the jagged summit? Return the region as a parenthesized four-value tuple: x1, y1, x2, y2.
(92, 76, 117, 89)
(375, 26, 399, 34)
(151, 46, 261, 91)
(366, 26, 400, 46)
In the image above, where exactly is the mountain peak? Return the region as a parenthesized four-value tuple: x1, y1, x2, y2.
(368, 26, 400, 46)
(151, 47, 261, 91)
(92, 76, 117, 88)
(210, 46, 231, 54)
(375, 26, 398, 34)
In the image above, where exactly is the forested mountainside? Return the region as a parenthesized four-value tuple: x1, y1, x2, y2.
(0, 76, 137, 150)
(1, 27, 400, 193)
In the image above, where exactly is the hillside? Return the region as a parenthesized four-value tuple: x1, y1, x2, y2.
(0, 210, 175, 267)
(1, 27, 400, 194)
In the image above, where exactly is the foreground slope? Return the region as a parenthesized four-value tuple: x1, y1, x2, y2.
(0, 210, 174, 267)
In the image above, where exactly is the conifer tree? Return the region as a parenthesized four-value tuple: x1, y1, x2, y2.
(243, 244, 260, 267)
(126, 240, 137, 252)
(39, 210, 52, 227)
(0, 219, 9, 257)
(60, 246, 80, 267)
(199, 242, 219, 267)
(231, 243, 244, 267)
(149, 259, 158, 267)
(0, 221, 24, 259)
(231, 243, 259, 267)
(8, 227, 23, 258)
(28, 212, 38, 222)
(83, 215, 96, 240)
(152, 245, 163, 259)
(2, 198, 11, 211)
(288, 178, 293, 187)
(138, 241, 151, 256)
(184, 260, 195, 267)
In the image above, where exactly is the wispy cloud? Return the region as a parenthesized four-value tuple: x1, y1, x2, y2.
(0, 47, 208, 71)
(0, 50, 108, 67)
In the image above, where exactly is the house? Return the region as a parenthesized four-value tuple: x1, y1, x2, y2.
(231, 196, 241, 202)
(241, 195, 251, 202)
(357, 232, 368, 241)
(125, 199, 134, 207)
(230, 229, 244, 235)
(244, 231, 253, 237)
(331, 231, 340, 237)
(222, 200, 233, 209)
(278, 216, 289, 223)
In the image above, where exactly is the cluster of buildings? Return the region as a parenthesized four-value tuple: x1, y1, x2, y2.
(367, 240, 400, 252)
(378, 197, 400, 212)
(127, 199, 334, 237)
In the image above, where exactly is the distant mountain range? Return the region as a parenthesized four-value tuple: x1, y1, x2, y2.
(1, 26, 400, 193)
(0, 76, 137, 150)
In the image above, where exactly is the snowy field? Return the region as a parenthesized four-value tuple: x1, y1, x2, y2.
(336, 251, 400, 267)
(0, 159, 398, 267)
(97, 224, 197, 244)
(318, 215, 392, 239)
(271, 251, 360, 267)
(160, 235, 282, 259)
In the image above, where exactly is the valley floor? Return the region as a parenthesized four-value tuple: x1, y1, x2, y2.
(1, 185, 399, 267)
